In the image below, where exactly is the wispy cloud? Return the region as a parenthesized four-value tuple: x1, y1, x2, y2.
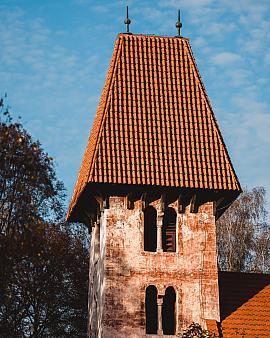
(1, 0, 270, 209)
(0, 4, 108, 201)
(158, 0, 215, 8)
(211, 52, 243, 66)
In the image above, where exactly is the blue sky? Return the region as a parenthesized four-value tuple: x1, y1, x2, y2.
(1, 0, 270, 210)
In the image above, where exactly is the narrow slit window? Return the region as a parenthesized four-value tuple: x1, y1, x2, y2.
(162, 286, 176, 335)
(162, 207, 177, 252)
(144, 206, 157, 252)
(145, 285, 158, 334)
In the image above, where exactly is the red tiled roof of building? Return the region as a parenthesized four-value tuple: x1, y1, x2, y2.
(205, 319, 220, 336)
(218, 272, 270, 337)
(68, 33, 241, 218)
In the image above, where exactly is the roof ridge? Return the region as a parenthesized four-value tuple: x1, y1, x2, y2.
(118, 32, 190, 41)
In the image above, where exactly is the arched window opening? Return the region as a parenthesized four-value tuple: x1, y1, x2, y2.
(144, 206, 157, 252)
(162, 286, 176, 335)
(162, 207, 177, 252)
(145, 285, 158, 334)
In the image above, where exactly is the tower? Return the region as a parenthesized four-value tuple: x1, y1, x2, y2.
(67, 30, 241, 337)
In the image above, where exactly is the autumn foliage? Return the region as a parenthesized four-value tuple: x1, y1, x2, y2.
(0, 99, 64, 237)
(0, 98, 88, 337)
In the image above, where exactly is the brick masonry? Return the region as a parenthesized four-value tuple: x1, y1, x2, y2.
(88, 196, 219, 337)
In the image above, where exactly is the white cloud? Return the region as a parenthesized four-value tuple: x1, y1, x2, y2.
(248, 112, 270, 144)
(204, 22, 237, 36)
(264, 53, 270, 64)
(220, 0, 269, 15)
(211, 52, 243, 66)
(1, 1, 269, 211)
(158, 0, 215, 8)
(226, 69, 251, 87)
(192, 36, 206, 47)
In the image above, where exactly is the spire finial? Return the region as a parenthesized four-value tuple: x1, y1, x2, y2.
(175, 9, 182, 37)
(124, 6, 131, 33)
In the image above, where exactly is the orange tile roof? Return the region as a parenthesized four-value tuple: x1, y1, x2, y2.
(68, 33, 241, 218)
(205, 319, 220, 336)
(218, 272, 270, 337)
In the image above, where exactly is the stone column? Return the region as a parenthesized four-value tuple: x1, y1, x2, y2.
(157, 297, 163, 335)
(157, 211, 164, 252)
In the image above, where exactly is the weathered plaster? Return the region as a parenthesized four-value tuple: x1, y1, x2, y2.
(88, 196, 219, 337)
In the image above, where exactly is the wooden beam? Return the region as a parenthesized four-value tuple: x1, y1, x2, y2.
(127, 193, 135, 210)
(177, 193, 185, 213)
(103, 196, 110, 209)
(83, 209, 96, 225)
(141, 192, 148, 211)
(190, 193, 200, 213)
(214, 196, 226, 218)
(160, 193, 166, 211)
(177, 192, 193, 213)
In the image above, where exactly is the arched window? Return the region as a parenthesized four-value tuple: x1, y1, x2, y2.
(144, 206, 157, 252)
(145, 285, 158, 334)
(162, 207, 177, 252)
(162, 286, 176, 335)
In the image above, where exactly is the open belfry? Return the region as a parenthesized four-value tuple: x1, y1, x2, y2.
(67, 9, 241, 338)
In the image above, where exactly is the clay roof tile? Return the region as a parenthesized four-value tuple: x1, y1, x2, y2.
(67, 33, 241, 218)
(218, 272, 270, 337)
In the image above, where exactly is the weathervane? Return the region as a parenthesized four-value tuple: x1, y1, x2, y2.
(124, 6, 131, 33)
(175, 9, 182, 37)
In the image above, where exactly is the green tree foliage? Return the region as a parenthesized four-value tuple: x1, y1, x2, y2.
(0, 98, 89, 337)
(217, 186, 270, 273)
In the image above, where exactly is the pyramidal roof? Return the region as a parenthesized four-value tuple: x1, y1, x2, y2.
(67, 33, 241, 220)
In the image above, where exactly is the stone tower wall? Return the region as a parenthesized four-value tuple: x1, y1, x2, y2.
(88, 196, 220, 338)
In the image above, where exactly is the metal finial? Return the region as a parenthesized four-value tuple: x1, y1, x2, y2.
(124, 6, 131, 33)
(175, 9, 182, 37)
